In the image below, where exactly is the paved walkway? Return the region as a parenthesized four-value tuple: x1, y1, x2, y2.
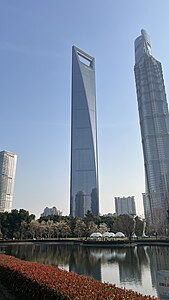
(0, 282, 15, 300)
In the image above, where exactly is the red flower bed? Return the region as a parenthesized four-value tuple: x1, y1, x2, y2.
(0, 254, 159, 300)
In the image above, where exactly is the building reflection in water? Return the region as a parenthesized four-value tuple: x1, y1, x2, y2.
(148, 246, 169, 299)
(69, 247, 101, 281)
(118, 247, 142, 284)
(2, 243, 169, 297)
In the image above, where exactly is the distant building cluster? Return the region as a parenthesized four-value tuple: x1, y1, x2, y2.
(70, 29, 169, 223)
(115, 196, 136, 216)
(1, 29, 169, 224)
(0, 150, 17, 213)
(41, 206, 62, 217)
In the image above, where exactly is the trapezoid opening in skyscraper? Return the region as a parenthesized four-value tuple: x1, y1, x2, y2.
(134, 29, 169, 223)
(70, 46, 99, 217)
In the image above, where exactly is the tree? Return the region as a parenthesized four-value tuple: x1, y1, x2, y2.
(19, 209, 35, 223)
(46, 220, 54, 238)
(74, 219, 87, 237)
(112, 214, 134, 237)
(99, 215, 115, 231)
(87, 221, 98, 236)
(20, 221, 28, 239)
(59, 221, 71, 238)
(0, 209, 36, 239)
(53, 222, 60, 238)
(85, 211, 94, 222)
(38, 221, 47, 238)
(29, 220, 40, 239)
(98, 223, 109, 234)
(135, 217, 144, 237)
(69, 217, 76, 237)
(0, 226, 3, 239)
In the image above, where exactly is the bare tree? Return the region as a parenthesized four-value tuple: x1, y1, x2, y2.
(87, 221, 98, 235)
(74, 219, 87, 237)
(29, 220, 40, 239)
(98, 223, 109, 234)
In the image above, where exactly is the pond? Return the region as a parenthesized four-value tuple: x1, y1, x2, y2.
(1, 243, 169, 299)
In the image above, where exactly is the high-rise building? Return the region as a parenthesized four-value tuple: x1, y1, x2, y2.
(134, 29, 169, 222)
(115, 196, 136, 216)
(70, 46, 99, 217)
(0, 150, 17, 212)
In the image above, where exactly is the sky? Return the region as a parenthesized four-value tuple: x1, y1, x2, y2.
(1, 0, 169, 218)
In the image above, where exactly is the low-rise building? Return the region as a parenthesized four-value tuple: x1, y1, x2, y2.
(41, 206, 62, 217)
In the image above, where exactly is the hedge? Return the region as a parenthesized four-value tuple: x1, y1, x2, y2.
(0, 254, 159, 299)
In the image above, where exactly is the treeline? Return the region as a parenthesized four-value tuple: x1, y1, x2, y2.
(0, 209, 146, 240)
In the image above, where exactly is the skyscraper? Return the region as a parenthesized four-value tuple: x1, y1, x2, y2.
(115, 196, 136, 216)
(70, 46, 99, 217)
(134, 29, 169, 222)
(0, 150, 17, 212)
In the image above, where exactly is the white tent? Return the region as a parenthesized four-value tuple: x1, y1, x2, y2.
(102, 232, 111, 237)
(90, 232, 102, 238)
(102, 232, 115, 238)
(115, 232, 125, 238)
(109, 232, 115, 237)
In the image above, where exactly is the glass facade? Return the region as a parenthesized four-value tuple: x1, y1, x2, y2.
(70, 46, 99, 217)
(115, 196, 136, 216)
(134, 30, 169, 222)
(0, 150, 17, 212)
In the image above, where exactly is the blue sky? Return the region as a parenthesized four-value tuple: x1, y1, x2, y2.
(1, 0, 169, 218)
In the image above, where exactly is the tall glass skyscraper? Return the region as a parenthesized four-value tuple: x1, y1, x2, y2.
(134, 29, 169, 222)
(70, 46, 99, 217)
(0, 150, 17, 212)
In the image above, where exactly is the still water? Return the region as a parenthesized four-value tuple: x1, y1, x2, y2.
(1, 243, 169, 299)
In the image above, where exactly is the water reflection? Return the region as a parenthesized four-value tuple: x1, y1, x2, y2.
(149, 246, 169, 299)
(156, 270, 169, 299)
(1, 243, 169, 297)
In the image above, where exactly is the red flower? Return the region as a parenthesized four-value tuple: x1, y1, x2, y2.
(0, 254, 159, 300)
